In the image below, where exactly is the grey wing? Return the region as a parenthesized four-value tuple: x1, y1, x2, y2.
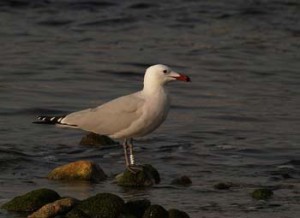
(60, 93, 144, 136)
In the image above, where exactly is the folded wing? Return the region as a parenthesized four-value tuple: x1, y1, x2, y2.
(60, 92, 144, 137)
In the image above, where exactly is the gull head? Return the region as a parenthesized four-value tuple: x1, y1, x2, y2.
(144, 64, 190, 87)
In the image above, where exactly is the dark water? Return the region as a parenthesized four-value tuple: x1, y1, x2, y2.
(0, 0, 299, 217)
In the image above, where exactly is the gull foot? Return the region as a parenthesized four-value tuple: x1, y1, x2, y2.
(126, 164, 143, 174)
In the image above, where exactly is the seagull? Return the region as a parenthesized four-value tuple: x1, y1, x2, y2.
(34, 64, 190, 172)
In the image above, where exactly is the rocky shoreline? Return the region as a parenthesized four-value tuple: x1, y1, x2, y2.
(1, 188, 190, 218)
(1, 133, 278, 218)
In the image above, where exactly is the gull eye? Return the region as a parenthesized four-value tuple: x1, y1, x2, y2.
(163, 70, 168, 74)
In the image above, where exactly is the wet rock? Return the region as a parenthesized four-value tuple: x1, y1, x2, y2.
(28, 197, 78, 218)
(171, 176, 192, 186)
(116, 164, 160, 187)
(65, 208, 90, 218)
(142, 205, 168, 218)
(270, 170, 293, 180)
(47, 160, 107, 182)
(1, 188, 60, 212)
(213, 182, 233, 190)
(76, 193, 124, 218)
(168, 209, 190, 218)
(129, 3, 156, 9)
(281, 173, 292, 179)
(123, 199, 151, 218)
(251, 188, 273, 200)
(79, 132, 116, 146)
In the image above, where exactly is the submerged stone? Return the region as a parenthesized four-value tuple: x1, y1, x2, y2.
(1, 188, 60, 212)
(213, 182, 233, 190)
(76, 193, 124, 218)
(65, 208, 90, 218)
(168, 209, 190, 218)
(116, 164, 160, 187)
(28, 197, 78, 218)
(79, 132, 116, 146)
(171, 176, 192, 186)
(47, 160, 107, 182)
(142, 205, 168, 218)
(251, 188, 273, 200)
(123, 199, 151, 218)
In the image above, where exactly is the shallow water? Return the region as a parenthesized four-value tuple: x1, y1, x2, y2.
(0, 0, 299, 217)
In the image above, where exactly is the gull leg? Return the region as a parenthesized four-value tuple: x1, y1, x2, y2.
(123, 138, 138, 174)
(128, 138, 143, 173)
(128, 138, 135, 165)
(122, 139, 130, 167)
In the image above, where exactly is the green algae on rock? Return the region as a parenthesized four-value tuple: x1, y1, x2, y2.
(79, 132, 117, 146)
(47, 160, 107, 182)
(171, 175, 192, 186)
(142, 205, 168, 218)
(251, 188, 273, 200)
(168, 209, 190, 218)
(76, 193, 124, 218)
(116, 164, 160, 187)
(1, 188, 60, 212)
(123, 199, 151, 218)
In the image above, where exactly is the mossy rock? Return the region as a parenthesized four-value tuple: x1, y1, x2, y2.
(65, 208, 90, 218)
(1, 188, 60, 212)
(171, 176, 192, 186)
(142, 205, 168, 218)
(76, 193, 124, 218)
(116, 164, 160, 187)
(251, 188, 273, 200)
(123, 199, 151, 218)
(168, 209, 190, 218)
(79, 132, 116, 146)
(47, 160, 107, 182)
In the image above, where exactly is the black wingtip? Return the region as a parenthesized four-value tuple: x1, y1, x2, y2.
(33, 115, 66, 125)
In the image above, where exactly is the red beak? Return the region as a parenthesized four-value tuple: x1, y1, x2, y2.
(174, 73, 191, 82)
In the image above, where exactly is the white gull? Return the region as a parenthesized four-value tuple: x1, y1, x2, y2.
(34, 64, 190, 172)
